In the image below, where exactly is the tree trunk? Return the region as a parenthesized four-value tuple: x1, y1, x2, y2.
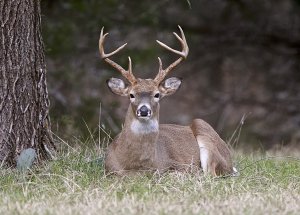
(0, 0, 55, 166)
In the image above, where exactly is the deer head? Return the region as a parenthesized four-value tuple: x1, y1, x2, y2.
(99, 26, 189, 121)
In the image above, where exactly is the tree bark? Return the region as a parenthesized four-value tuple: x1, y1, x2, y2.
(0, 0, 55, 166)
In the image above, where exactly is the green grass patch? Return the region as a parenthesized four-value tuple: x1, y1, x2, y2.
(0, 147, 299, 215)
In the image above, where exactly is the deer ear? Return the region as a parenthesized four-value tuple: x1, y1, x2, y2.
(159, 77, 182, 97)
(106, 78, 129, 96)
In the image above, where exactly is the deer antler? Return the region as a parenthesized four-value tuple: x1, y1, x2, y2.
(99, 27, 137, 84)
(154, 25, 189, 83)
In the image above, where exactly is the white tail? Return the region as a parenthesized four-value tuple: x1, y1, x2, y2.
(100, 26, 235, 176)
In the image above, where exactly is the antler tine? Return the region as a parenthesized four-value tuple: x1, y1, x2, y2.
(154, 25, 189, 83)
(99, 27, 136, 84)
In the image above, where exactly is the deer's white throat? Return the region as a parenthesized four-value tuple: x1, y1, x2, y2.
(130, 119, 159, 134)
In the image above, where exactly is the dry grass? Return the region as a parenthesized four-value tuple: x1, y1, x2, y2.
(0, 144, 299, 215)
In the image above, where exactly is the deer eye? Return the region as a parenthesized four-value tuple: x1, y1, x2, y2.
(154, 93, 160, 98)
(129, 94, 135, 99)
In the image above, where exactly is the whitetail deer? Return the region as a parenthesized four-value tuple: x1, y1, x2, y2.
(100, 26, 237, 176)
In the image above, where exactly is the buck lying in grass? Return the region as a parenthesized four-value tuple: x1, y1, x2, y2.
(100, 26, 237, 176)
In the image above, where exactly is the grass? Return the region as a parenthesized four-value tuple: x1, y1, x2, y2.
(0, 144, 299, 215)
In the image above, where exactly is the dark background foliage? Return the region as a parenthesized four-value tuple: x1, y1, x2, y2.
(42, 0, 300, 149)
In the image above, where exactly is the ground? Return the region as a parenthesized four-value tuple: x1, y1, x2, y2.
(0, 144, 299, 215)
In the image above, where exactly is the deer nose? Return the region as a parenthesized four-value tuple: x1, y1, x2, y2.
(138, 105, 151, 117)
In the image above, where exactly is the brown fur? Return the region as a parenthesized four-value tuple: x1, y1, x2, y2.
(191, 119, 233, 176)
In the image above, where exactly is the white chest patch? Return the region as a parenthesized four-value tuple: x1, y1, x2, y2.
(130, 119, 159, 135)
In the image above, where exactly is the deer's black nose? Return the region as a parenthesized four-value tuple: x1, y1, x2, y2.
(139, 105, 149, 117)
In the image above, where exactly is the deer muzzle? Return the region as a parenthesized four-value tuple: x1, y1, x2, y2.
(137, 105, 152, 118)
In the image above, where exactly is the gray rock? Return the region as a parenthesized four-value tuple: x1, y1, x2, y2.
(17, 148, 37, 172)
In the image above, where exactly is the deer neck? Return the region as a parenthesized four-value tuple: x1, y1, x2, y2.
(116, 105, 159, 168)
